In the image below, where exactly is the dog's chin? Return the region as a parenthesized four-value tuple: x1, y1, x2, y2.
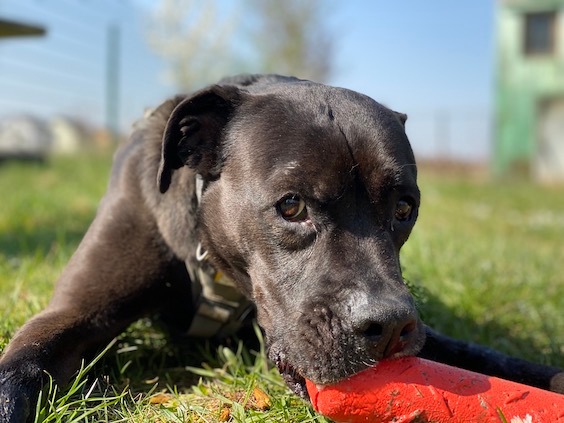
(270, 349, 309, 399)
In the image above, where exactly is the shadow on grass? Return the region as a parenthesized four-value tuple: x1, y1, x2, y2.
(0, 223, 88, 258)
(88, 319, 262, 396)
(416, 286, 563, 369)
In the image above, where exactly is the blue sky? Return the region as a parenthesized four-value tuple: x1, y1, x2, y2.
(332, 2, 493, 110)
(0, 1, 495, 160)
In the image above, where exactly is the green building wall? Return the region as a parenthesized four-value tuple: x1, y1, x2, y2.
(495, 0, 564, 177)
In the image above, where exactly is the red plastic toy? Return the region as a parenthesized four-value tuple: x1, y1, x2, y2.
(306, 357, 564, 423)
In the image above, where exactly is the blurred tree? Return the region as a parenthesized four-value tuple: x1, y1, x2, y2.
(146, 0, 334, 92)
(146, 0, 238, 92)
(247, 0, 333, 83)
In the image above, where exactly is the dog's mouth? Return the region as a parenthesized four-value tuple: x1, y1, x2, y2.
(269, 340, 425, 402)
(265, 310, 426, 401)
(270, 350, 309, 400)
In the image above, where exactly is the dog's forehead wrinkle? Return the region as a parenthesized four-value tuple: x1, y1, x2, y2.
(318, 102, 417, 202)
(335, 120, 358, 172)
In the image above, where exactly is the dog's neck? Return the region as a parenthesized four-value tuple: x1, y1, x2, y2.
(182, 174, 253, 338)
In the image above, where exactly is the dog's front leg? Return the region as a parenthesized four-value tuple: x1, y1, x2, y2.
(419, 326, 564, 393)
(0, 198, 187, 422)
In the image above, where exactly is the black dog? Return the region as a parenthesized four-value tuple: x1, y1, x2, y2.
(1, 75, 562, 422)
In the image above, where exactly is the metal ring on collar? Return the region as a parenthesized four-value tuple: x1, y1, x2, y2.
(196, 242, 209, 262)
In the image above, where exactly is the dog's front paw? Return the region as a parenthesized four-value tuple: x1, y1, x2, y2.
(0, 386, 31, 423)
(0, 365, 42, 423)
(550, 372, 564, 394)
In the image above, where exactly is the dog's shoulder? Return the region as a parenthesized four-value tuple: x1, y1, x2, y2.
(105, 96, 188, 201)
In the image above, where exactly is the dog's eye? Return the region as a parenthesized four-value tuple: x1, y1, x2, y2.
(395, 199, 413, 222)
(277, 196, 308, 222)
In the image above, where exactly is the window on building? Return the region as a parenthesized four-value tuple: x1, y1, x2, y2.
(523, 11, 557, 56)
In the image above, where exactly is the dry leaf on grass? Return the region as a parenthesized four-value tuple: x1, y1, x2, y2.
(252, 387, 271, 410)
(148, 393, 173, 405)
(219, 407, 231, 421)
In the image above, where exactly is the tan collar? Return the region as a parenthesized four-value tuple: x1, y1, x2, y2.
(184, 247, 253, 338)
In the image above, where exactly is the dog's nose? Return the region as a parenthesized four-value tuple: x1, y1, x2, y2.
(352, 300, 419, 358)
(359, 318, 417, 357)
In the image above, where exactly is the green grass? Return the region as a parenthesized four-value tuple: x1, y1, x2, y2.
(402, 172, 564, 365)
(0, 156, 562, 422)
(0, 155, 112, 347)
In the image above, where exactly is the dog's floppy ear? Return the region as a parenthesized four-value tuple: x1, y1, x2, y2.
(157, 85, 242, 193)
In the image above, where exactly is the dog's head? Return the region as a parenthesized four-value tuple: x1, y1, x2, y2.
(158, 77, 425, 397)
